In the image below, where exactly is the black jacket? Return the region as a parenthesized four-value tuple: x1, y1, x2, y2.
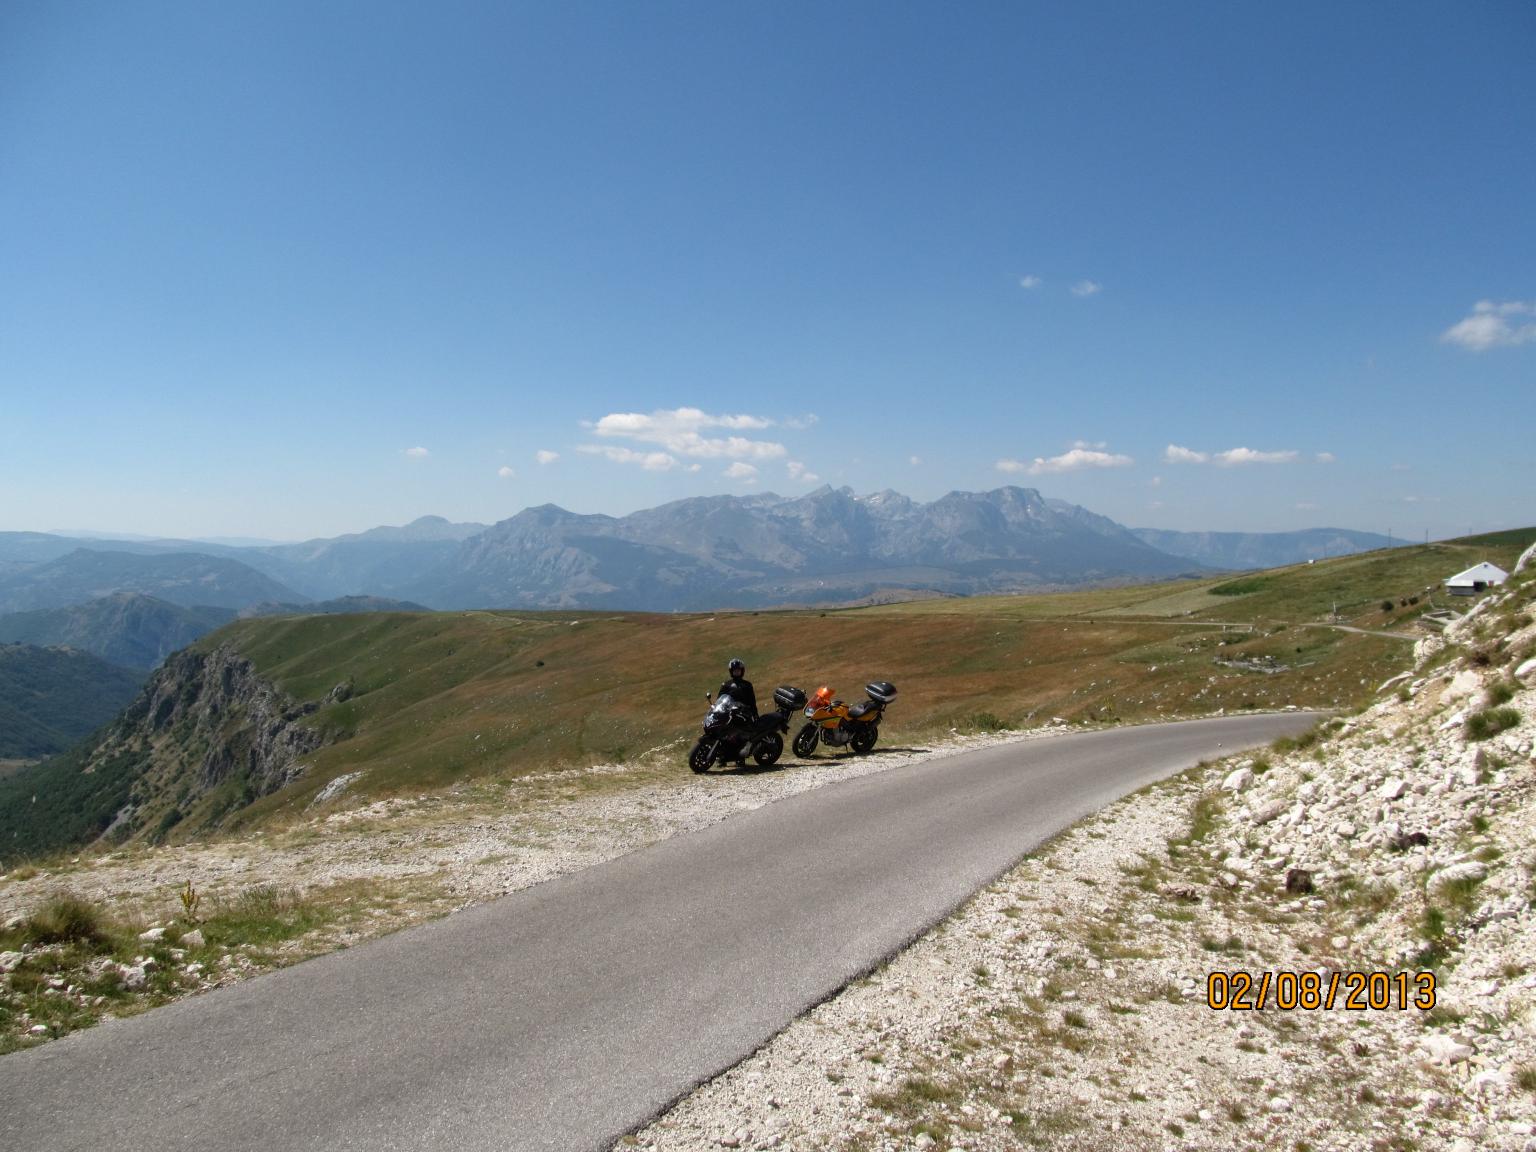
(716, 676, 757, 716)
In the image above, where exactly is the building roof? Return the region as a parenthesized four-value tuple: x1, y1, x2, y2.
(1446, 561, 1509, 586)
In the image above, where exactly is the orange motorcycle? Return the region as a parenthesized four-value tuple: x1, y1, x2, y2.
(792, 681, 897, 757)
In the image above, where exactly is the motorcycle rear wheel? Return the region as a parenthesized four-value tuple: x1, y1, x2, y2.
(792, 723, 819, 758)
(850, 726, 878, 755)
(689, 739, 715, 774)
(753, 732, 783, 768)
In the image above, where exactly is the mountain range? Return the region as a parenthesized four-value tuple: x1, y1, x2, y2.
(0, 488, 1404, 624)
(1130, 528, 1397, 571)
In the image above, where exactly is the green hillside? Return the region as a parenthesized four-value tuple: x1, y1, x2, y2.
(2, 528, 1528, 860)
(0, 594, 233, 670)
(0, 644, 144, 760)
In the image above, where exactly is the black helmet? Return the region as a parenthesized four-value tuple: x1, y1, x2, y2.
(728, 658, 745, 677)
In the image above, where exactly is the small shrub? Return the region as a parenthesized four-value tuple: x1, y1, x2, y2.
(1381, 600, 1395, 613)
(24, 892, 112, 947)
(1515, 1065, 1536, 1094)
(961, 712, 1009, 733)
(1465, 707, 1520, 742)
(1485, 681, 1516, 707)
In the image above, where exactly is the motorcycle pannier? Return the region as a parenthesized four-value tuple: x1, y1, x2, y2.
(774, 685, 808, 710)
(865, 681, 897, 704)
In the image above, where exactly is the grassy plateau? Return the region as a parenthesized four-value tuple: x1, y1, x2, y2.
(194, 530, 1532, 832)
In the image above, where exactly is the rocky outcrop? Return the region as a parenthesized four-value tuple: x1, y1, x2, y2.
(85, 644, 333, 843)
(143, 645, 326, 793)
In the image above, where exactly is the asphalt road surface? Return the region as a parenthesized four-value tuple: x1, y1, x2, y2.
(2, 713, 1318, 1152)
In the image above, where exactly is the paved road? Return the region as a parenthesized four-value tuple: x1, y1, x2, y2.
(2, 713, 1317, 1152)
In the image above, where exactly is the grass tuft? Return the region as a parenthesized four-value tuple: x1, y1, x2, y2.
(1465, 706, 1520, 741)
(22, 892, 113, 947)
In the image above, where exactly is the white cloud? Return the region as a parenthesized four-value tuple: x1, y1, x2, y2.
(1401, 495, 1442, 505)
(497, 466, 516, 479)
(1391, 463, 1412, 472)
(1147, 500, 1165, 510)
(1315, 452, 1336, 464)
(1166, 443, 1299, 466)
(1214, 447, 1299, 466)
(724, 462, 758, 482)
(591, 407, 785, 460)
(1070, 280, 1102, 297)
(1295, 501, 1320, 511)
(1149, 475, 1162, 487)
(787, 461, 820, 484)
(403, 446, 430, 459)
(783, 414, 819, 430)
(997, 445, 1133, 475)
(578, 444, 678, 471)
(1030, 447, 1134, 474)
(1441, 300, 1536, 351)
(908, 456, 922, 467)
(1164, 445, 1209, 464)
(535, 450, 559, 465)
(1019, 275, 1042, 290)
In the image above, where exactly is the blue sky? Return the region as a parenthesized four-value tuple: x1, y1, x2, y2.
(2, 1, 1532, 542)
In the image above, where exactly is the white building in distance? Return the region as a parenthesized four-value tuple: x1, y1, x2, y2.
(1446, 561, 1509, 596)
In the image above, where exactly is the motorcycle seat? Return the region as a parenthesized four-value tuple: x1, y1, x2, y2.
(848, 700, 878, 719)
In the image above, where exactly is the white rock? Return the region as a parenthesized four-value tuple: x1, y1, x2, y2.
(1222, 767, 1255, 792)
(1252, 800, 1286, 825)
(1445, 670, 1482, 702)
(1429, 861, 1488, 892)
(1470, 1068, 1508, 1094)
(1268, 1097, 1292, 1113)
(180, 929, 205, 949)
(1419, 1034, 1474, 1064)
(1379, 777, 1407, 801)
(0, 950, 22, 973)
(138, 927, 166, 942)
(1515, 657, 1536, 682)
(117, 964, 148, 990)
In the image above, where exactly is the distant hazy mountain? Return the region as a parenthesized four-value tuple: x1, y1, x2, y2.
(247, 516, 488, 599)
(0, 593, 234, 670)
(0, 549, 307, 615)
(414, 486, 1202, 610)
(238, 595, 430, 618)
(0, 643, 144, 759)
(1130, 528, 1399, 571)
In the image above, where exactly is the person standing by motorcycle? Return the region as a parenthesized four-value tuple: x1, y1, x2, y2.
(716, 658, 757, 716)
(716, 658, 757, 766)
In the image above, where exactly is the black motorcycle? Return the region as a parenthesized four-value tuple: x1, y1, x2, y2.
(689, 685, 807, 773)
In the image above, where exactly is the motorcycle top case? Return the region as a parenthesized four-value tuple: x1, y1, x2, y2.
(864, 681, 898, 704)
(773, 685, 808, 710)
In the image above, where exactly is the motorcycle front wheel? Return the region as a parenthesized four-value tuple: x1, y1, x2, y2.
(689, 739, 715, 774)
(849, 725, 878, 755)
(792, 723, 819, 758)
(753, 732, 783, 768)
